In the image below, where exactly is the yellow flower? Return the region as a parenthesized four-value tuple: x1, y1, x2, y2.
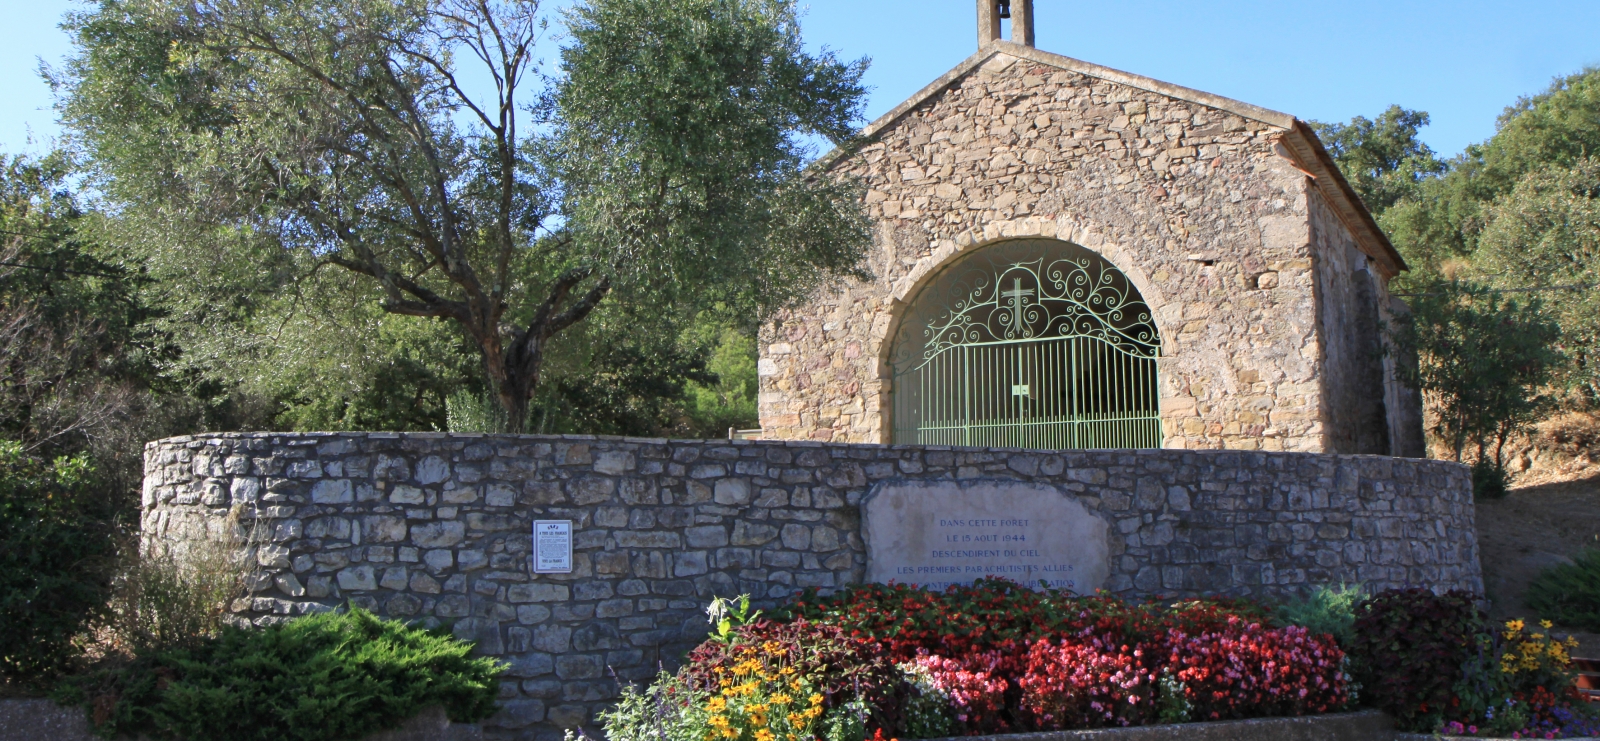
(1542, 620, 1554, 629)
(1507, 619, 1526, 633)
(771, 694, 793, 705)
(755, 730, 776, 741)
(751, 713, 769, 727)
(723, 729, 740, 739)
(787, 713, 804, 726)
(780, 667, 796, 676)
(809, 694, 824, 706)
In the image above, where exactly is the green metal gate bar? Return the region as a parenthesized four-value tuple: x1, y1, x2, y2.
(889, 239, 1162, 450)
(896, 335, 1161, 449)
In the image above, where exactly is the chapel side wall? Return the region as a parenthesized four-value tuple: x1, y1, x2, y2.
(1307, 189, 1394, 455)
(144, 432, 1480, 740)
(759, 51, 1330, 452)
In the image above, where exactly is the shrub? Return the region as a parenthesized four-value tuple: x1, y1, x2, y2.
(102, 521, 254, 654)
(1347, 588, 1484, 731)
(1527, 548, 1600, 632)
(0, 441, 117, 685)
(1274, 583, 1364, 647)
(73, 608, 503, 741)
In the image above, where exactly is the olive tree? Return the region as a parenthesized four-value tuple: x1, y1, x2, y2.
(59, 0, 871, 431)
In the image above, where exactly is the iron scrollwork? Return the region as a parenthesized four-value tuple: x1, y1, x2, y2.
(917, 255, 1158, 369)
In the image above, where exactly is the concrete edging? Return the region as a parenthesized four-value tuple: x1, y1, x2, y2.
(929, 711, 1394, 740)
(0, 700, 482, 741)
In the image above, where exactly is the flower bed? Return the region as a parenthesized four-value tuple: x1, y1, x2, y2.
(587, 580, 1600, 741)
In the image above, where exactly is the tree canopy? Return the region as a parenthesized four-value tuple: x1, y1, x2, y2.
(57, 0, 872, 431)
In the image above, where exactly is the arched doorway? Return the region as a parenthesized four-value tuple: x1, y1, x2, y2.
(889, 238, 1162, 449)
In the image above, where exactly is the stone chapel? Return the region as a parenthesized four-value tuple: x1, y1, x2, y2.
(758, 0, 1425, 456)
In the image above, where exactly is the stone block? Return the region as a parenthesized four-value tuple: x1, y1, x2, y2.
(614, 531, 681, 549)
(685, 525, 730, 548)
(556, 654, 603, 680)
(311, 479, 353, 504)
(509, 584, 571, 603)
(674, 551, 709, 576)
(731, 521, 779, 546)
(780, 524, 812, 550)
(571, 477, 616, 505)
(411, 521, 466, 548)
(595, 451, 635, 475)
(714, 478, 752, 505)
(415, 456, 450, 485)
(362, 515, 407, 543)
(389, 485, 425, 505)
(337, 565, 377, 591)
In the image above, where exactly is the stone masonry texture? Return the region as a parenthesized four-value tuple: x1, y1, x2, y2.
(758, 43, 1422, 455)
(144, 432, 1480, 740)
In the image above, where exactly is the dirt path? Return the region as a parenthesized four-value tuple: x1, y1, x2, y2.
(1478, 469, 1600, 651)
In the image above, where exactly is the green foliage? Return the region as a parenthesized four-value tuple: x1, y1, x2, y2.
(557, 0, 873, 315)
(60, 0, 872, 431)
(705, 594, 763, 644)
(1527, 548, 1600, 632)
(1475, 158, 1600, 402)
(1382, 68, 1600, 275)
(1347, 589, 1485, 731)
(896, 661, 958, 739)
(445, 389, 510, 434)
(101, 527, 252, 655)
(78, 608, 503, 741)
(1273, 583, 1364, 647)
(1392, 279, 1563, 465)
(591, 670, 703, 741)
(684, 327, 761, 435)
(1310, 106, 1446, 217)
(1470, 456, 1510, 499)
(0, 440, 116, 685)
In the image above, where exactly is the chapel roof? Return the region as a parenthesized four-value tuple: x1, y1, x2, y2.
(819, 40, 1407, 277)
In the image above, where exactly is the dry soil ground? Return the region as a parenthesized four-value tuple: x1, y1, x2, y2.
(1480, 467, 1600, 653)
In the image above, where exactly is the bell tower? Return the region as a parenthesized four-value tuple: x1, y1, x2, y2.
(978, 0, 1035, 48)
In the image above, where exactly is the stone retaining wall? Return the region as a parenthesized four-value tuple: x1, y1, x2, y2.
(142, 433, 1482, 740)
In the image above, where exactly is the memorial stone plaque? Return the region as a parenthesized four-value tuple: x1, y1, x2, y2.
(862, 480, 1110, 592)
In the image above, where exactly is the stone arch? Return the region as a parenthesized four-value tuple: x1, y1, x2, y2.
(873, 218, 1176, 444)
(878, 224, 1168, 448)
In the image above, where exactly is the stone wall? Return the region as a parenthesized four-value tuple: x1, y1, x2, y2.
(759, 42, 1412, 454)
(143, 433, 1482, 740)
(1309, 188, 1396, 455)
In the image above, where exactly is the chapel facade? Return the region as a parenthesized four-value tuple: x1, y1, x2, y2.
(757, 0, 1425, 456)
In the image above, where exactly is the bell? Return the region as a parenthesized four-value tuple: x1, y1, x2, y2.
(998, 0, 1011, 19)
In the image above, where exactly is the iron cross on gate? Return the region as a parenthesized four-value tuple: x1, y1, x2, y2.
(1002, 277, 1034, 334)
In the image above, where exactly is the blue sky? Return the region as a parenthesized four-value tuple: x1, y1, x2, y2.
(3, 0, 1598, 160)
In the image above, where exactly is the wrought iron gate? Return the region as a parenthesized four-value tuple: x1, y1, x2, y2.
(890, 239, 1162, 449)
